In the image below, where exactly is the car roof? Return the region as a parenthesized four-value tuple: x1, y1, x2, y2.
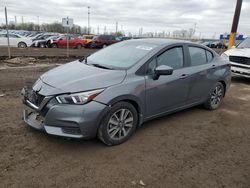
(130, 38, 190, 46)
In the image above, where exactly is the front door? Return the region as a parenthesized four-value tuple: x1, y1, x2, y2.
(145, 46, 191, 117)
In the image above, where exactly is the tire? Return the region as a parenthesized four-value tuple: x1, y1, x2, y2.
(76, 44, 82, 49)
(90, 43, 96, 48)
(98, 102, 138, 146)
(39, 43, 45, 48)
(102, 44, 107, 48)
(18, 42, 27, 48)
(204, 82, 225, 110)
(51, 43, 58, 48)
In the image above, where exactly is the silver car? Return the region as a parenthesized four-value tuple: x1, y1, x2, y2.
(22, 39, 231, 146)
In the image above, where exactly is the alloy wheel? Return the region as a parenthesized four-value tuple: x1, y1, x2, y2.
(210, 85, 223, 108)
(107, 109, 134, 141)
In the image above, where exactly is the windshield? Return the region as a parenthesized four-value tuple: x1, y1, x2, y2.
(87, 40, 158, 69)
(237, 38, 250, 48)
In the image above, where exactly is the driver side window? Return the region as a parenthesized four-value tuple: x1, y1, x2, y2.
(147, 46, 184, 74)
(157, 47, 184, 69)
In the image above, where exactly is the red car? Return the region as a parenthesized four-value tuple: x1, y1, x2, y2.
(50, 36, 86, 49)
(90, 35, 118, 48)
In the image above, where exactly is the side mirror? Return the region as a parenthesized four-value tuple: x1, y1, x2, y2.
(153, 65, 173, 80)
(79, 56, 85, 62)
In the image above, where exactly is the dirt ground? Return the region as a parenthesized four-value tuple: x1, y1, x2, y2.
(0, 47, 97, 59)
(0, 59, 250, 187)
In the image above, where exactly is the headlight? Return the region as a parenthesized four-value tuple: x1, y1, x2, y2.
(56, 89, 104, 105)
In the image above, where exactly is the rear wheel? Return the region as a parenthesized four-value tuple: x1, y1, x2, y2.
(98, 102, 138, 146)
(39, 43, 45, 48)
(51, 43, 58, 48)
(204, 82, 225, 110)
(18, 42, 27, 48)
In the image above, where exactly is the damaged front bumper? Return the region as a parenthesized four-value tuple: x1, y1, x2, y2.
(21, 87, 109, 139)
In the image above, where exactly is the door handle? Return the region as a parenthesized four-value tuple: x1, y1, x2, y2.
(212, 65, 216, 69)
(180, 74, 189, 79)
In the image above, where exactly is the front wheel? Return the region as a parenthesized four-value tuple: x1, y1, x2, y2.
(51, 43, 58, 48)
(204, 82, 225, 110)
(18, 42, 27, 48)
(98, 102, 138, 146)
(76, 44, 82, 49)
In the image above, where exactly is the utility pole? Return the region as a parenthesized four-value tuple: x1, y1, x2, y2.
(104, 26, 106, 34)
(5, 7, 11, 59)
(87, 6, 90, 35)
(14, 16, 17, 29)
(21, 16, 24, 24)
(37, 16, 40, 31)
(228, 0, 243, 49)
(116, 21, 118, 35)
(97, 25, 99, 34)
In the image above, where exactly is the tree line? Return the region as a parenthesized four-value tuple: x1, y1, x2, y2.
(0, 22, 90, 34)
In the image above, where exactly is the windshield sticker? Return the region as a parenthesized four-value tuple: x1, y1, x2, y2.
(136, 45, 155, 51)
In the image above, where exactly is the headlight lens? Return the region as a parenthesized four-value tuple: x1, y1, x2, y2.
(56, 89, 104, 105)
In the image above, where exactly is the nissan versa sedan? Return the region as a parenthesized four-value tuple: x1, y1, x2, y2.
(21, 39, 231, 146)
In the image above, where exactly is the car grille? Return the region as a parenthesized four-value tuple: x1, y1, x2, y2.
(30, 90, 45, 107)
(229, 56, 250, 66)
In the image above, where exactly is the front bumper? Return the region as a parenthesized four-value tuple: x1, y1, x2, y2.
(21, 87, 110, 139)
(231, 62, 250, 78)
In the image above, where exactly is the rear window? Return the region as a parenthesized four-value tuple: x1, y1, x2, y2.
(206, 50, 213, 62)
(189, 47, 207, 66)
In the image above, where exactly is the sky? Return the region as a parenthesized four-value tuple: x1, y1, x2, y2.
(0, 0, 250, 38)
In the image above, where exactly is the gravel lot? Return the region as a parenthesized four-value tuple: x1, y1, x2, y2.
(1, 48, 250, 187)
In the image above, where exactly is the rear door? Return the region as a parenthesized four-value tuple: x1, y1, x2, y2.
(9, 34, 20, 47)
(145, 45, 192, 117)
(0, 34, 7, 46)
(185, 45, 217, 103)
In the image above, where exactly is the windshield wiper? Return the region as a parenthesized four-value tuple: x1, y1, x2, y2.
(90, 63, 114, 70)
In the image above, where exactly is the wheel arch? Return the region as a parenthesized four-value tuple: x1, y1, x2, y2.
(218, 80, 226, 96)
(106, 95, 144, 125)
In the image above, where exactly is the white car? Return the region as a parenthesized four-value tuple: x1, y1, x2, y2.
(0, 33, 32, 48)
(222, 38, 250, 78)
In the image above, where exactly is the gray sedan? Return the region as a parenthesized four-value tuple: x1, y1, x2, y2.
(22, 39, 231, 146)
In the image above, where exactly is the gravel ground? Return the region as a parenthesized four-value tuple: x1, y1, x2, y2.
(0, 62, 250, 187)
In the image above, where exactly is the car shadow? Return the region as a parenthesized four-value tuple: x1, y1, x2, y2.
(232, 76, 250, 84)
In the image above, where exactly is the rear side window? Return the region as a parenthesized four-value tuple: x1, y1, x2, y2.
(189, 47, 207, 66)
(157, 47, 184, 69)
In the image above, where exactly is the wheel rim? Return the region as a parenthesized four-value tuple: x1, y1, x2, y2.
(107, 109, 134, 140)
(19, 43, 25, 48)
(210, 85, 223, 108)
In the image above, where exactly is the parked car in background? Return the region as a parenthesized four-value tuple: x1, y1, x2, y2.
(202, 41, 227, 49)
(50, 36, 86, 49)
(222, 38, 250, 78)
(82, 35, 94, 48)
(31, 35, 59, 47)
(32, 35, 60, 48)
(90, 35, 118, 48)
(0, 33, 32, 48)
(22, 39, 231, 146)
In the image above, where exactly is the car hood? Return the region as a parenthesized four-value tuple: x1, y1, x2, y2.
(224, 48, 250, 58)
(37, 61, 126, 96)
